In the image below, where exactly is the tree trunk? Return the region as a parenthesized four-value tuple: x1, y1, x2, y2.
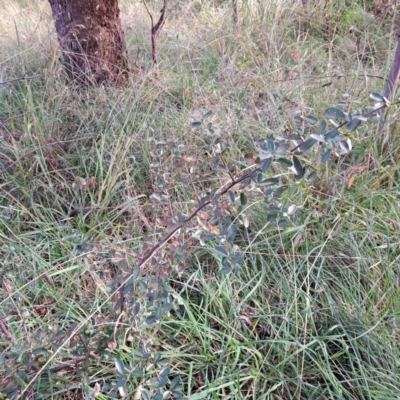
(378, 19, 400, 139)
(48, 0, 129, 85)
(383, 21, 400, 102)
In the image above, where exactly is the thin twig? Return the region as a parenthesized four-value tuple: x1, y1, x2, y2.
(0, 317, 17, 345)
(0, 112, 28, 128)
(3, 279, 30, 343)
(219, 153, 235, 181)
(0, 73, 48, 85)
(0, 137, 92, 176)
(274, 72, 384, 83)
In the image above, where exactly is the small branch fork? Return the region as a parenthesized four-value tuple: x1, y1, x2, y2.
(143, 0, 168, 66)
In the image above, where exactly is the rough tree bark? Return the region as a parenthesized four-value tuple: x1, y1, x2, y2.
(48, 0, 129, 84)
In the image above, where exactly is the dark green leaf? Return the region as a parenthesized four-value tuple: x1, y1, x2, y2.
(268, 205, 280, 215)
(221, 266, 231, 274)
(170, 376, 181, 391)
(227, 225, 238, 240)
(310, 134, 325, 142)
(337, 140, 351, 155)
(115, 359, 125, 375)
(132, 266, 141, 281)
(324, 107, 346, 119)
(296, 166, 306, 180)
(299, 138, 316, 152)
(215, 246, 228, 257)
(273, 185, 288, 198)
(134, 347, 144, 357)
(344, 118, 361, 132)
(277, 158, 293, 167)
(204, 234, 215, 241)
(158, 376, 168, 387)
(133, 302, 140, 315)
(161, 367, 170, 377)
(292, 156, 303, 176)
(241, 177, 251, 187)
(155, 306, 163, 319)
(203, 110, 213, 118)
(222, 257, 229, 267)
(318, 121, 327, 135)
(117, 379, 127, 396)
(278, 219, 288, 227)
(267, 140, 275, 153)
(370, 92, 384, 102)
(232, 254, 244, 263)
(326, 138, 336, 148)
(262, 157, 272, 172)
(240, 192, 247, 205)
(172, 392, 183, 400)
(307, 171, 318, 182)
(366, 112, 379, 121)
(132, 369, 144, 376)
(191, 121, 202, 128)
(261, 177, 279, 186)
(161, 303, 172, 313)
(154, 394, 163, 400)
(275, 143, 290, 157)
(146, 316, 157, 325)
(321, 150, 331, 163)
(324, 129, 338, 140)
(305, 115, 318, 125)
(142, 390, 150, 400)
(153, 353, 162, 364)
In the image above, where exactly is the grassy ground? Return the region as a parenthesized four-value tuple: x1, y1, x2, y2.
(1, 0, 399, 399)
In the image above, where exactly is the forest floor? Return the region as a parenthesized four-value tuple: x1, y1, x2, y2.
(1, 0, 399, 399)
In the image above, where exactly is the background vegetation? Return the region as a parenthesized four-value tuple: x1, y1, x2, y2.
(1, 0, 399, 398)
